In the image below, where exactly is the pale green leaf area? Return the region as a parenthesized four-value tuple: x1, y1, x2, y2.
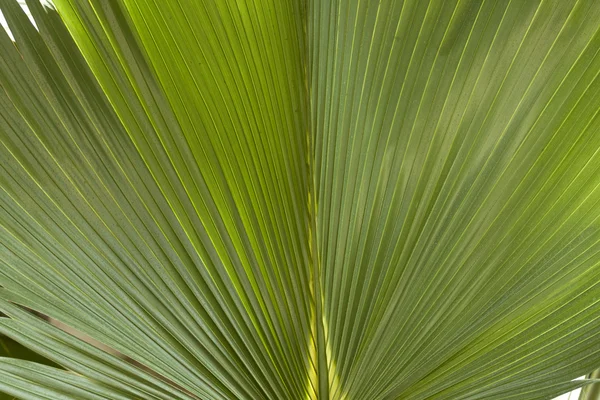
(1, 0, 600, 399)
(0, 326, 60, 400)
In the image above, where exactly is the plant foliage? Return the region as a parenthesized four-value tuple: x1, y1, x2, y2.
(1, 0, 600, 399)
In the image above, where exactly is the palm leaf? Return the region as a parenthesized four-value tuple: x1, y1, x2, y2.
(1, 0, 600, 399)
(0, 314, 59, 400)
(579, 369, 600, 399)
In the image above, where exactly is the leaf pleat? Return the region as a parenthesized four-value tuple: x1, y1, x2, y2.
(0, 0, 312, 398)
(309, 0, 600, 398)
(3, 0, 600, 399)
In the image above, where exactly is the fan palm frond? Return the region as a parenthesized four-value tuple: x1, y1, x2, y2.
(1, 1, 600, 399)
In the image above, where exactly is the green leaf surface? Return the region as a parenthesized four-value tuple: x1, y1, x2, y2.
(579, 370, 600, 399)
(310, 1, 600, 398)
(0, 322, 58, 400)
(1, 0, 600, 399)
(1, 0, 312, 398)
(0, 335, 55, 365)
(1, 314, 48, 364)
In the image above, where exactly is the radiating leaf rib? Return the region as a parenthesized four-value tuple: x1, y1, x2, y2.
(0, 357, 151, 400)
(309, 0, 600, 399)
(579, 370, 600, 399)
(3, 0, 600, 399)
(0, 0, 313, 398)
(0, 319, 57, 373)
(0, 297, 196, 400)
